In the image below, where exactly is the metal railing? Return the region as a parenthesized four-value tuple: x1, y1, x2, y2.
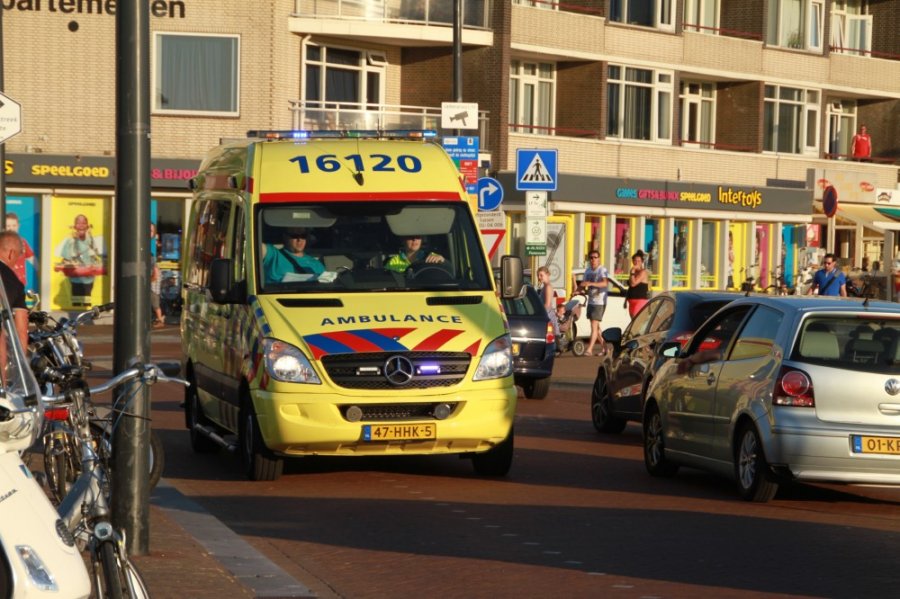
(293, 0, 492, 30)
(289, 100, 491, 150)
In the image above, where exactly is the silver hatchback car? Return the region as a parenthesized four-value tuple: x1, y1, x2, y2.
(643, 295, 900, 502)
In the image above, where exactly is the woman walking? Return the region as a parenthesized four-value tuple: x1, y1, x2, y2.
(626, 250, 650, 318)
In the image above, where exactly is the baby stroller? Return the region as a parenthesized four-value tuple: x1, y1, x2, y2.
(555, 292, 588, 356)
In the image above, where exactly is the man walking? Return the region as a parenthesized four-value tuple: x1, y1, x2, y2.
(808, 253, 847, 297)
(581, 251, 609, 356)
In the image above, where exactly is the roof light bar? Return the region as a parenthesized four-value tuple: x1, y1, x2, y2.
(246, 129, 437, 140)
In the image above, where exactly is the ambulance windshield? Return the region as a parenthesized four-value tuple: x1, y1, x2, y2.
(256, 202, 493, 293)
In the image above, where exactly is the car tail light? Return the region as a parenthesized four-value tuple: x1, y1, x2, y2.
(672, 331, 720, 351)
(45, 407, 70, 421)
(546, 322, 555, 345)
(773, 366, 815, 407)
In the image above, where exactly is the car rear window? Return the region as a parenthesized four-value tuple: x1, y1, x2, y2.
(791, 316, 899, 374)
(688, 300, 732, 328)
(502, 287, 543, 317)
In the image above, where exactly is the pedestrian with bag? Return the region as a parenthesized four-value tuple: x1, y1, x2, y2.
(808, 253, 847, 297)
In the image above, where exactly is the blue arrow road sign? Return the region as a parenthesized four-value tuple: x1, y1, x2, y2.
(477, 177, 504, 211)
(516, 149, 558, 191)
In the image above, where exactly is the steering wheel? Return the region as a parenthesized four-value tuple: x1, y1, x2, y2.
(408, 262, 453, 281)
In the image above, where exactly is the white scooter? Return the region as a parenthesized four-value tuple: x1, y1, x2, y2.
(0, 279, 91, 598)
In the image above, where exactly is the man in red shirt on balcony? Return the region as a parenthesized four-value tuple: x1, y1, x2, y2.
(851, 124, 872, 161)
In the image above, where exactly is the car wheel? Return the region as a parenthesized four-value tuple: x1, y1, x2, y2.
(472, 428, 514, 476)
(523, 377, 550, 400)
(734, 423, 778, 503)
(591, 372, 627, 433)
(643, 402, 678, 477)
(572, 338, 587, 356)
(239, 398, 283, 482)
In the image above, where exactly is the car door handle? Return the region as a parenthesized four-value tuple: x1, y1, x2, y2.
(706, 373, 716, 385)
(878, 403, 900, 415)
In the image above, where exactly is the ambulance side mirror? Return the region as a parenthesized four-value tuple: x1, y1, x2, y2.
(209, 258, 246, 304)
(499, 255, 525, 300)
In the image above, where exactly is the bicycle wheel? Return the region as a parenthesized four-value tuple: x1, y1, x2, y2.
(90, 422, 165, 491)
(42, 430, 79, 504)
(97, 540, 126, 599)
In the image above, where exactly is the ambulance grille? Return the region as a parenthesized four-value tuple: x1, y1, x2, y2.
(322, 351, 471, 389)
(340, 403, 458, 421)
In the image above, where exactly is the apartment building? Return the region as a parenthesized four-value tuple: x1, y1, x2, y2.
(1, 0, 898, 311)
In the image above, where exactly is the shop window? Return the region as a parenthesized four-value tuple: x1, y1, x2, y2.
(154, 33, 239, 115)
(510, 60, 555, 135)
(644, 218, 662, 289)
(672, 219, 690, 289)
(607, 65, 673, 142)
(755, 224, 771, 288)
(614, 217, 634, 278)
(763, 84, 819, 155)
(700, 221, 718, 288)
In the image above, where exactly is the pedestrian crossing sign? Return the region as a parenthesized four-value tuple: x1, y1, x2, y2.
(516, 149, 558, 191)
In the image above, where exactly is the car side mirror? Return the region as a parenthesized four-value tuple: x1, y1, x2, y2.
(499, 255, 524, 300)
(660, 340, 682, 358)
(209, 258, 246, 304)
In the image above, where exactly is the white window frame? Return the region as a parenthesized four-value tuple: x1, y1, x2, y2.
(509, 60, 556, 135)
(684, 0, 719, 34)
(153, 32, 240, 116)
(302, 43, 386, 110)
(825, 99, 857, 159)
(766, 0, 824, 52)
(607, 64, 674, 143)
(763, 84, 820, 156)
(679, 81, 716, 147)
(512, 0, 557, 10)
(610, 0, 675, 31)
(831, 0, 872, 56)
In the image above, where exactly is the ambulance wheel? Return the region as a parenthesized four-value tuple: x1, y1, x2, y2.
(472, 428, 514, 476)
(572, 339, 587, 357)
(239, 399, 283, 482)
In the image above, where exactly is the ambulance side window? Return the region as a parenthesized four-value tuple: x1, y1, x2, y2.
(232, 205, 246, 284)
(189, 199, 233, 289)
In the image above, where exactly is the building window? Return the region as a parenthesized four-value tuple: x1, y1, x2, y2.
(684, 0, 719, 33)
(512, 0, 556, 9)
(610, 0, 674, 30)
(763, 85, 819, 155)
(672, 219, 690, 289)
(154, 33, 239, 115)
(831, 0, 871, 56)
(304, 44, 384, 111)
(509, 60, 555, 135)
(607, 65, 673, 142)
(679, 81, 715, 147)
(766, 0, 824, 51)
(826, 99, 857, 159)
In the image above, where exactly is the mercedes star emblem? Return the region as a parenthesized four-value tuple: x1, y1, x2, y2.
(384, 355, 415, 386)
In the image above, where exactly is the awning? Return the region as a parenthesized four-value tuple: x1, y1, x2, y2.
(833, 203, 900, 232)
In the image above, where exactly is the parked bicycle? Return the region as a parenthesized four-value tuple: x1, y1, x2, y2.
(45, 361, 187, 598)
(29, 304, 165, 503)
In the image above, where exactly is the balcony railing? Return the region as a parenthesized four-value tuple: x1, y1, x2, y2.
(293, 0, 492, 30)
(290, 100, 491, 150)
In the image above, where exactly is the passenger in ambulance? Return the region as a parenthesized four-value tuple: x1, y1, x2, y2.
(384, 235, 445, 273)
(261, 227, 325, 285)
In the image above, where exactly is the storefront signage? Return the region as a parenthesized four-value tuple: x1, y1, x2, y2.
(0, 0, 186, 18)
(497, 173, 812, 215)
(7, 154, 199, 189)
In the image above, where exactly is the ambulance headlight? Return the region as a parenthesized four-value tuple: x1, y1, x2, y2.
(472, 335, 513, 381)
(263, 339, 321, 384)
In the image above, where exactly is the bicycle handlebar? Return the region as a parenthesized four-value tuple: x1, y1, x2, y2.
(43, 362, 189, 403)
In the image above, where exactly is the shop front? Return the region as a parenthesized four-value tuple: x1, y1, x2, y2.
(2, 153, 197, 315)
(496, 173, 813, 298)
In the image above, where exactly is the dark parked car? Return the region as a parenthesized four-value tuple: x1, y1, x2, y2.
(502, 285, 556, 399)
(591, 291, 741, 433)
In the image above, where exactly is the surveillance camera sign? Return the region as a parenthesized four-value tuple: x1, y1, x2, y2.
(441, 102, 478, 130)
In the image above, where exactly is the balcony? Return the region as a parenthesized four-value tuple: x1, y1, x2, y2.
(289, 100, 492, 151)
(291, 0, 493, 46)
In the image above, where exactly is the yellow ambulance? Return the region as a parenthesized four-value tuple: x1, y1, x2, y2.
(181, 130, 522, 480)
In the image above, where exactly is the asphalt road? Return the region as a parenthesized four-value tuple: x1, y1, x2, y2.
(85, 328, 900, 598)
